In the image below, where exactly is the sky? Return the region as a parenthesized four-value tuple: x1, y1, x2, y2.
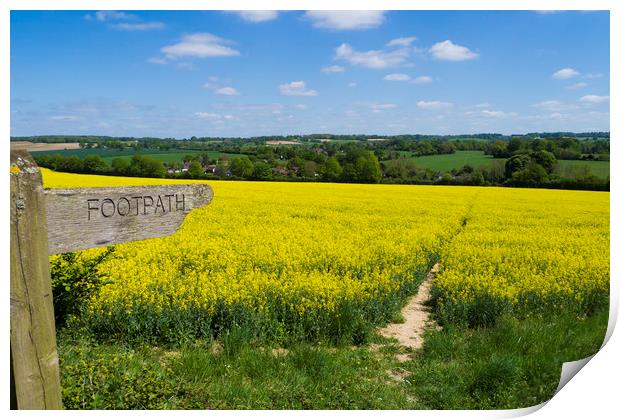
(10, 10, 610, 138)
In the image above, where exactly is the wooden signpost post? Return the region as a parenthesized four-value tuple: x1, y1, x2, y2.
(9, 149, 213, 409)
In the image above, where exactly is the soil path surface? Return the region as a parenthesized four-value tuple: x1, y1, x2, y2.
(379, 263, 439, 351)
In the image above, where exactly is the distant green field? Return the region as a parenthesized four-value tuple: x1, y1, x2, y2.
(556, 160, 610, 179)
(409, 151, 499, 172)
(31, 148, 188, 159)
(392, 151, 610, 179)
(32, 148, 246, 165)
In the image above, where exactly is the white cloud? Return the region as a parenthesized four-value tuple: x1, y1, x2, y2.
(348, 82, 357, 88)
(294, 104, 308, 110)
(194, 112, 220, 120)
(584, 73, 604, 79)
(112, 22, 165, 31)
(465, 109, 516, 118)
(194, 112, 236, 122)
(567, 82, 588, 89)
(95, 11, 134, 22)
(216, 87, 240, 96)
(335, 43, 409, 69)
(552, 68, 579, 79)
(304, 11, 385, 30)
(161, 33, 240, 59)
(49, 115, 78, 121)
(384, 73, 410, 81)
(417, 100, 453, 110)
(480, 110, 509, 118)
(579, 95, 609, 104)
(279, 81, 319, 96)
(321, 65, 345, 74)
(532, 100, 575, 111)
(147, 57, 167, 65)
(229, 11, 278, 23)
(412, 76, 433, 84)
(370, 103, 398, 113)
(373, 103, 397, 109)
(430, 40, 479, 61)
(386, 37, 416, 47)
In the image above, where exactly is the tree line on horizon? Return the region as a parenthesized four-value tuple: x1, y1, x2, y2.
(33, 133, 609, 191)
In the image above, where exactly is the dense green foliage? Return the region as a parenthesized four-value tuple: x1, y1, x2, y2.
(50, 248, 115, 327)
(29, 132, 609, 190)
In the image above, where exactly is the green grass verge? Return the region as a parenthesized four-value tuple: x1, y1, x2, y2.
(58, 333, 411, 409)
(406, 309, 608, 409)
(58, 308, 608, 409)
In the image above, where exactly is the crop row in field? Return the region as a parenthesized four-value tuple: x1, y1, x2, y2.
(42, 169, 609, 344)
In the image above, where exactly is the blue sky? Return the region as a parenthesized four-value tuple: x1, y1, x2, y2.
(10, 10, 610, 137)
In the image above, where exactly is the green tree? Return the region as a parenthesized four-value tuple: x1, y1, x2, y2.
(507, 138, 525, 154)
(128, 155, 166, 178)
(532, 150, 557, 173)
(58, 156, 84, 173)
(355, 152, 382, 183)
(198, 153, 211, 167)
(111, 157, 130, 175)
(341, 163, 358, 182)
(82, 155, 108, 173)
(505, 154, 531, 178)
(287, 156, 305, 176)
(384, 159, 408, 179)
(511, 162, 549, 185)
(230, 157, 254, 178)
(188, 160, 204, 179)
(487, 141, 509, 158)
(252, 162, 272, 180)
(302, 161, 319, 178)
(322, 157, 342, 181)
(470, 169, 485, 185)
(215, 161, 230, 177)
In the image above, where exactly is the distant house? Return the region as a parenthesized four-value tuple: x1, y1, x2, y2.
(204, 164, 217, 174)
(181, 161, 190, 172)
(272, 167, 289, 176)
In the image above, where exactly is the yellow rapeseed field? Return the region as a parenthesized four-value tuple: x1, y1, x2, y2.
(41, 169, 609, 340)
(433, 188, 609, 324)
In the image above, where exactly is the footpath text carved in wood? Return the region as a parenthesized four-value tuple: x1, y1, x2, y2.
(45, 184, 213, 254)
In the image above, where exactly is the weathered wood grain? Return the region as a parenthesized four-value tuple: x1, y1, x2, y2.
(45, 183, 213, 254)
(10, 150, 63, 409)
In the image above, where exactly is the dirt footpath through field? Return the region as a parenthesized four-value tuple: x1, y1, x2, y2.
(379, 263, 440, 354)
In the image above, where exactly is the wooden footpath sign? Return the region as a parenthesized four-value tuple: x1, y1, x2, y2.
(10, 149, 213, 409)
(46, 184, 213, 254)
